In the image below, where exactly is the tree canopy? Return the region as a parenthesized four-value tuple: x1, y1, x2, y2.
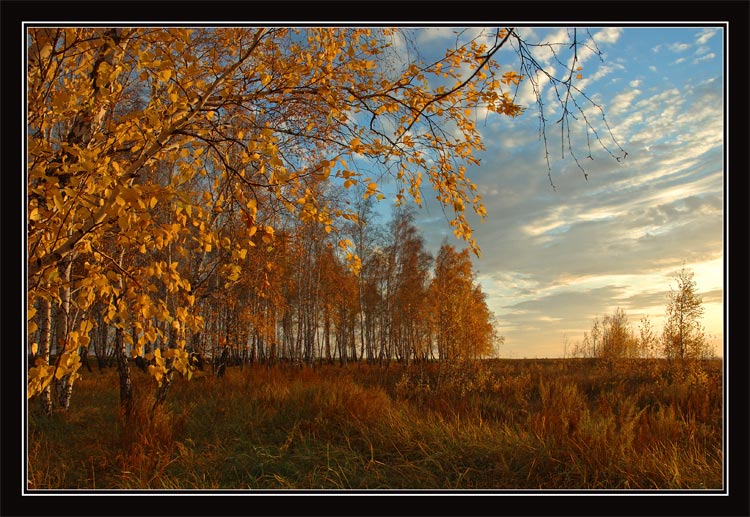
(26, 27, 623, 402)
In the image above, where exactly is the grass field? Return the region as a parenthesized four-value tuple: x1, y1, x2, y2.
(27, 359, 723, 490)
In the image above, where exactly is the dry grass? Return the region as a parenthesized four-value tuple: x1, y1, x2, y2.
(27, 359, 723, 490)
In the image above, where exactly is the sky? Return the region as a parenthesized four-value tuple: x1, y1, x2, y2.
(385, 26, 725, 358)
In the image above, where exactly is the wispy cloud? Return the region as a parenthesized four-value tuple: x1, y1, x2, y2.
(696, 28, 720, 45)
(594, 27, 623, 45)
(693, 52, 716, 64)
(607, 88, 642, 117)
(668, 42, 690, 53)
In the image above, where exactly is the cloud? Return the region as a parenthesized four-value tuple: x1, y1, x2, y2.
(575, 62, 625, 93)
(594, 27, 623, 45)
(668, 42, 690, 53)
(607, 88, 642, 117)
(502, 286, 627, 320)
(696, 28, 720, 45)
(562, 28, 621, 71)
(693, 52, 716, 64)
(702, 288, 723, 304)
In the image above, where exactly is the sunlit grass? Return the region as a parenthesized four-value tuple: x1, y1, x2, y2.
(27, 359, 723, 490)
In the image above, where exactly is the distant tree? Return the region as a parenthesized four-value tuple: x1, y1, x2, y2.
(598, 308, 637, 371)
(662, 267, 707, 372)
(578, 308, 648, 372)
(387, 207, 433, 365)
(636, 315, 658, 359)
(576, 317, 600, 359)
(429, 244, 497, 364)
(602, 308, 632, 356)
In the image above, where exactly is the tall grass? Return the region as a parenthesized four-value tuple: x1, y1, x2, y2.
(27, 359, 723, 490)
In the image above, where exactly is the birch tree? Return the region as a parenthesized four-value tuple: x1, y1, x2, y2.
(662, 267, 707, 371)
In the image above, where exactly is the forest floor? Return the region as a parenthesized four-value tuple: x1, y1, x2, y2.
(27, 358, 723, 490)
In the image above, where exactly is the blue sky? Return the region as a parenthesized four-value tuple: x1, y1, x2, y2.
(380, 26, 725, 358)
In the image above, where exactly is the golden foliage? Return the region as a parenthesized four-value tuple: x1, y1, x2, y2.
(27, 27, 523, 396)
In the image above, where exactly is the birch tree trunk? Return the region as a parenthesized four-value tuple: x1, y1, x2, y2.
(57, 257, 74, 410)
(39, 295, 53, 415)
(114, 250, 133, 413)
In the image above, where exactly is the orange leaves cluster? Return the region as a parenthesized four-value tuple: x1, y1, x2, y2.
(27, 27, 526, 396)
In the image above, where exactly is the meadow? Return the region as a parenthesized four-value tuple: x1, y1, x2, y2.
(27, 359, 723, 490)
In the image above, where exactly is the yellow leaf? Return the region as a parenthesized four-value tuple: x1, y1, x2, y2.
(53, 192, 65, 213)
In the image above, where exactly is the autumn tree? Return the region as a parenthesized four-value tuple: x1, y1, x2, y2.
(636, 315, 659, 359)
(383, 207, 433, 365)
(27, 27, 623, 407)
(577, 307, 657, 372)
(597, 307, 637, 372)
(430, 243, 497, 365)
(662, 267, 707, 372)
(576, 317, 601, 359)
(344, 190, 384, 364)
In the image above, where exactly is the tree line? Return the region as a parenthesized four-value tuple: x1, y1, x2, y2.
(28, 194, 500, 412)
